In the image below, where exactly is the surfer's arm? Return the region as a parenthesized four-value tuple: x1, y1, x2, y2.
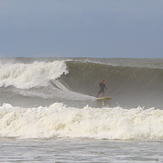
(104, 84, 107, 90)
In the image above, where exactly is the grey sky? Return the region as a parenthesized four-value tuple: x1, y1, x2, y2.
(0, 0, 163, 58)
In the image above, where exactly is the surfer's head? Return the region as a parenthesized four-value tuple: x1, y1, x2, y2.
(100, 80, 104, 82)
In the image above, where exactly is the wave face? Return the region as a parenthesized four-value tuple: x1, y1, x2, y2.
(62, 58, 163, 109)
(0, 57, 163, 140)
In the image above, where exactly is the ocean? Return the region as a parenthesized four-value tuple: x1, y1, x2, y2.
(0, 57, 163, 162)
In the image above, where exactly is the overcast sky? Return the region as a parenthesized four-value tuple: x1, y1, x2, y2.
(0, 0, 163, 58)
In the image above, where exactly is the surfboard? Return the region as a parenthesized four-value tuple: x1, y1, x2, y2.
(96, 96, 112, 101)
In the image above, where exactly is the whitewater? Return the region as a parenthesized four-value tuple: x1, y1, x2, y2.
(1, 57, 163, 162)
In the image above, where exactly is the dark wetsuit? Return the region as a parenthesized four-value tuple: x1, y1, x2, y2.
(98, 82, 106, 93)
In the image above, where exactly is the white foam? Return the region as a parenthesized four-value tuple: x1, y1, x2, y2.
(0, 103, 163, 140)
(0, 61, 68, 89)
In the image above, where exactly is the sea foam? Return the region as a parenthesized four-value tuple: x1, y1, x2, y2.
(0, 103, 163, 140)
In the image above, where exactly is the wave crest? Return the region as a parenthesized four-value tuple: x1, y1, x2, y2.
(0, 61, 68, 89)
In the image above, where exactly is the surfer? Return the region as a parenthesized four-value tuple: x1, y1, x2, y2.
(96, 80, 107, 97)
